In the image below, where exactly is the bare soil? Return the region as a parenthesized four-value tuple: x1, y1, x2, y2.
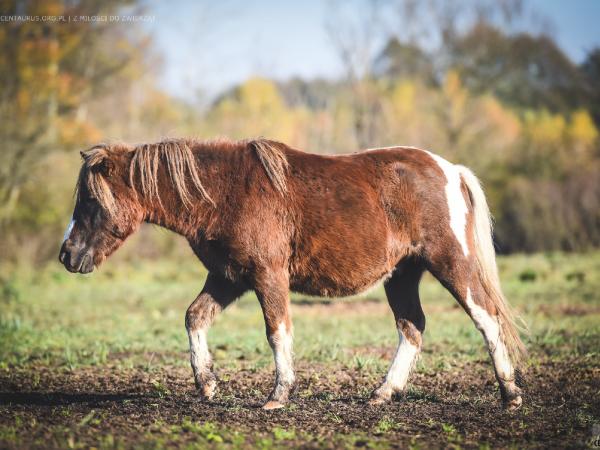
(1, 356, 598, 449)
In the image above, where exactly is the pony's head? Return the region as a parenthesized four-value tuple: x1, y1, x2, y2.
(59, 144, 144, 273)
(59, 139, 214, 273)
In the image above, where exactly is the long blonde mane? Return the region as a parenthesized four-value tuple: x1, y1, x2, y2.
(77, 144, 118, 215)
(76, 138, 290, 216)
(129, 140, 214, 209)
(249, 138, 290, 194)
(77, 140, 215, 216)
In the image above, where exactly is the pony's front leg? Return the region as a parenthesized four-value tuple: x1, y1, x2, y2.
(255, 271, 295, 410)
(185, 272, 246, 401)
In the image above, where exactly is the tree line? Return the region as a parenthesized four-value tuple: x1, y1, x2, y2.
(1, 0, 598, 265)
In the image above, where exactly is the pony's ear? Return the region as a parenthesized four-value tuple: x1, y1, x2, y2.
(95, 158, 115, 177)
(80, 145, 114, 177)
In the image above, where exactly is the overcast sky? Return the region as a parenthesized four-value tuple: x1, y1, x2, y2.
(144, 0, 600, 100)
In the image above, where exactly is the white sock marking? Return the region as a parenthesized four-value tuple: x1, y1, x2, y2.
(466, 288, 513, 380)
(425, 151, 469, 256)
(62, 218, 75, 243)
(384, 329, 419, 391)
(271, 322, 294, 385)
(188, 328, 211, 374)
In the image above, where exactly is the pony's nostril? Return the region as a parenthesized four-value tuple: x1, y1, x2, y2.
(59, 250, 68, 264)
(80, 253, 94, 274)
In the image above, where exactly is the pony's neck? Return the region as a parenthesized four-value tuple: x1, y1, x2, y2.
(135, 140, 236, 239)
(140, 181, 210, 239)
(143, 198, 208, 238)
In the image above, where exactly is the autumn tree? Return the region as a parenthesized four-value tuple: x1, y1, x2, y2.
(0, 0, 147, 222)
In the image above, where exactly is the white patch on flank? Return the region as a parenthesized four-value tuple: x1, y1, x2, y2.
(271, 322, 295, 385)
(383, 328, 419, 391)
(465, 288, 513, 379)
(425, 150, 470, 256)
(62, 218, 75, 243)
(188, 328, 211, 374)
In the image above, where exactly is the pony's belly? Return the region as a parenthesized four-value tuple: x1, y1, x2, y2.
(289, 269, 393, 298)
(288, 227, 407, 298)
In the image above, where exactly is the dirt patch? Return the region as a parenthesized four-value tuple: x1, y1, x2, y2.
(536, 303, 600, 316)
(0, 358, 598, 448)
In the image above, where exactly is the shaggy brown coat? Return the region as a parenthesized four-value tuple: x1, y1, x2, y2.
(60, 138, 524, 410)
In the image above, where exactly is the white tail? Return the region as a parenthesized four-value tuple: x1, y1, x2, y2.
(458, 165, 526, 366)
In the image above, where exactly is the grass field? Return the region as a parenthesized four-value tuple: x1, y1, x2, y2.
(1, 249, 599, 448)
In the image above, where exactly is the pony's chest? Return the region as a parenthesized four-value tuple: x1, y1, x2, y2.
(190, 239, 250, 283)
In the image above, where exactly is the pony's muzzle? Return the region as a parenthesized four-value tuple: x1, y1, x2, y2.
(59, 242, 94, 274)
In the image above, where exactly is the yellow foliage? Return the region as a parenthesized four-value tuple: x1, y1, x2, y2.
(569, 109, 598, 147)
(443, 69, 467, 117)
(480, 96, 521, 144)
(523, 110, 567, 146)
(444, 70, 462, 96)
(58, 117, 102, 147)
(141, 90, 185, 127)
(390, 80, 416, 117)
(30, 0, 63, 16)
(208, 78, 309, 146)
(237, 77, 285, 114)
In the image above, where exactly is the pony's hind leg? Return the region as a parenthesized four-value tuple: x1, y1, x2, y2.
(427, 254, 523, 410)
(185, 272, 246, 401)
(465, 281, 522, 409)
(419, 158, 524, 409)
(370, 260, 425, 405)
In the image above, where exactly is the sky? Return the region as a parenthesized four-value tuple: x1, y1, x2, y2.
(144, 0, 600, 100)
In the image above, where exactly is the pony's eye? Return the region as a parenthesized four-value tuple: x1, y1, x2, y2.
(111, 225, 125, 239)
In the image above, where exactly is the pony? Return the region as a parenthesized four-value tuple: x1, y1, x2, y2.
(59, 138, 525, 410)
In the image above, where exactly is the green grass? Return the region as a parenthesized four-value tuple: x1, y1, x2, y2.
(1, 251, 599, 371)
(0, 416, 315, 450)
(0, 252, 599, 449)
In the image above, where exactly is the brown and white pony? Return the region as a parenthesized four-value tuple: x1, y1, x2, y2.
(59, 138, 525, 410)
